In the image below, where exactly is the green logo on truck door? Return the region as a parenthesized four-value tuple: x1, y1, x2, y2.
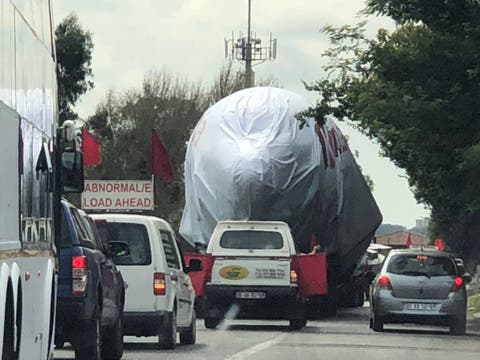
(219, 266, 249, 280)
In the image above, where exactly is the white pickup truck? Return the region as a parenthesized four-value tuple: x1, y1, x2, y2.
(203, 221, 307, 330)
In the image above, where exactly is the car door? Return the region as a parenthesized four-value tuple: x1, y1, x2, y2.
(159, 229, 190, 326)
(89, 216, 123, 321)
(176, 240, 195, 326)
(74, 209, 118, 325)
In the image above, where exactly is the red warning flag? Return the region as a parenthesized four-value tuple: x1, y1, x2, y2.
(82, 129, 102, 166)
(151, 129, 173, 183)
(405, 232, 412, 248)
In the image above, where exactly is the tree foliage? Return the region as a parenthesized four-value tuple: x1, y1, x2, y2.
(304, 0, 480, 257)
(56, 13, 94, 123)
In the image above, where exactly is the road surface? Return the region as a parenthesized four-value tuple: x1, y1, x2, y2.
(55, 304, 480, 359)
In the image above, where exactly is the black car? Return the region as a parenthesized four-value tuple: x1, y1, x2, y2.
(55, 201, 128, 359)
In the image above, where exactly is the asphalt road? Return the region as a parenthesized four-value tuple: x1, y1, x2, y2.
(55, 304, 480, 360)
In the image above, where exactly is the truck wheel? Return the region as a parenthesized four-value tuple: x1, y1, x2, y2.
(75, 307, 102, 360)
(204, 317, 220, 329)
(180, 311, 196, 345)
(372, 313, 384, 332)
(289, 318, 306, 331)
(102, 311, 124, 359)
(54, 335, 65, 350)
(449, 315, 466, 335)
(2, 286, 15, 360)
(158, 309, 176, 349)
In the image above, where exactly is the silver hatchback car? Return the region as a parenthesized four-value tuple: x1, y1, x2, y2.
(370, 249, 470, 335)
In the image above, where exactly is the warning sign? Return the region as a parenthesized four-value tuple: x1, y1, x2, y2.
(81, 180, 154, 211)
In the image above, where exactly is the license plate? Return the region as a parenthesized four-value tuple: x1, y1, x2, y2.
(404, 303, 438, 311)
(235, 291, 266, 299)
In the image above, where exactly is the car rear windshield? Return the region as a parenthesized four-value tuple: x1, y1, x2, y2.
(219, 230, 284, 250)
(96, 222, 151, 265)
(387, 254, 456, 277)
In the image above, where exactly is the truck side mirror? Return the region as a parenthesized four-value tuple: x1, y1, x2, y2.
(58, 121, 84, 194)
(187, 258, 203, 273)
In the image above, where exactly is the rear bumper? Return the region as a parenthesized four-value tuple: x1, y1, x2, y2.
(123, 311, 168, 336)
(205, 284, 303, 320)
(55, 299, 96, 346)
(373, 290, 467, 324)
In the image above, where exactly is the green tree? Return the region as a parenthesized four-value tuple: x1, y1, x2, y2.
(302, 1, 480, 258)
(56, 13, 94, 123)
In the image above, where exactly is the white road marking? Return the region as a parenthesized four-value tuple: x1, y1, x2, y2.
(225, 333, 287, 360)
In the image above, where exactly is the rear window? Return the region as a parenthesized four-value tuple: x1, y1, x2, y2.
(387, 254, 456, 277)
(96, 222, 151, 265)
(219, 230, 284, 250)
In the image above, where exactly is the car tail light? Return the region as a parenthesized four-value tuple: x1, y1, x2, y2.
(72, 256, 87, 296)
(450, 277, 463, 292)
(153, 272, 166, 296)
(290, 270, 298, 284)
(378, 275, 392, 290)
(204, 256, 215, 283)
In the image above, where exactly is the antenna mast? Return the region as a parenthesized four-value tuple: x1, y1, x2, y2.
(224, 0, 278, 88)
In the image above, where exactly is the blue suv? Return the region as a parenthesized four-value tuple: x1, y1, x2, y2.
(55, 201, 128, 359)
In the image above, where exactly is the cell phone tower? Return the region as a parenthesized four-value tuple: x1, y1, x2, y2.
(224, 0, 278, 88)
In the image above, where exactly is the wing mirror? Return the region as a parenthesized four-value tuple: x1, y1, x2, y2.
(462, 273, 472, 284)
(108, 241, 130, 258)
(186, 258, 203, 273)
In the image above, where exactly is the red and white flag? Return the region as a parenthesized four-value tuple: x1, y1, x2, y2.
(151, 129, 173, 183)
(82, 129, 102, 166)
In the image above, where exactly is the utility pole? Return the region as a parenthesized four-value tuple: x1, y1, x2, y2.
(225, 0, 277, 88)
(245, 0, 253, 88)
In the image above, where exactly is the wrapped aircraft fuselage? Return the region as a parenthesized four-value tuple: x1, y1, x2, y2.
(180, 87, 382, 281)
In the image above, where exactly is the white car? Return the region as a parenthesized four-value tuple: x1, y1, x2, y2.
(203, 221, 307, 330)
(92, 214, 197, 349)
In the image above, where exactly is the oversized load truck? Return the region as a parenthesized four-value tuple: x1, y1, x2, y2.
(180, 87, 382, 315)
(0, 1, 84, 358)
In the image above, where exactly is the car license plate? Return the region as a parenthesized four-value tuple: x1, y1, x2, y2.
(235, 291, 266, 299)
(404, 303, 438, 311)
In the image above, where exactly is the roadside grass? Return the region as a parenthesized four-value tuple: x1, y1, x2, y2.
(467, 292, 480, 320)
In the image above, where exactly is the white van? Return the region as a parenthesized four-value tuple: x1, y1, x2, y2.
(91, 214, 197, 349)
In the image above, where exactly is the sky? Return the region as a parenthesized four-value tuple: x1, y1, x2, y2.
(54, 0, 430, 228)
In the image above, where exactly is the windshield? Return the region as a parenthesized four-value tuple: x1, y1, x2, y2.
(96, 222, 151, 265)
(387, 254, 456, 277)
(219, 230, 284, 250)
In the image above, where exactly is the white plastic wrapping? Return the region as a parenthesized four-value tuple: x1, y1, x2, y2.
(180, 87, 382, 274)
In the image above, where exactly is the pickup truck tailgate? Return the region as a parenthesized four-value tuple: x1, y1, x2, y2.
(211, 257, 291, 287)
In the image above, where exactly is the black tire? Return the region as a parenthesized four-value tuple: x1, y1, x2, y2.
(158, 309, 176, 349)
(102, 311, 124, 359)
(180, 311, 196, 345)
(326, 255, 339, 317)
(450, 315, 466, 335)
(75, 307, 102, 360)
(15, 284, 22, 360)
(54, 332, 65, 349)
(204, 317, 220, 329)
(2, 285, 15, 360)
(372, 313, 384, 332)
(289, 318, 306, 331)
